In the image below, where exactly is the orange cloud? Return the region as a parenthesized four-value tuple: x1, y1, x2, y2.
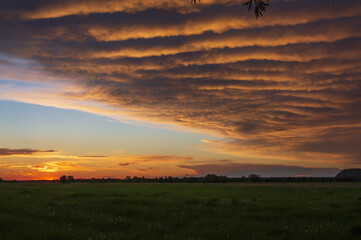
(1, 0, 360, 169)
(0, 151, 196, 180)
(28, 161, 83, 173)
(116, 155, 193, 163)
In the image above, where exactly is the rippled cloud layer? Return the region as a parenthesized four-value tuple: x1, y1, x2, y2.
(1, 0, 360, 168)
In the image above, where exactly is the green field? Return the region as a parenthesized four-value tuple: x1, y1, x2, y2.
(0, 182, 361, 240)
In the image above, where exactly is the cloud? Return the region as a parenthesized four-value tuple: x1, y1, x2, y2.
(178, 162, 340, 177)
(116, 155, 193, 164)
(137, 167, 158, 172)
(28, 162, 78, 173)
(0, 148, 56, 156)
(0, 0, 216, 20)
(0, 151, 196, 180)
(79, 155, 107, 158)
(0, 0, 360, 167)
(118, 162, 131, 167)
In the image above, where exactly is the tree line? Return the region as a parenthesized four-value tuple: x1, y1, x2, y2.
(1, 173, 359, 183)
(56, 174, 361, 183)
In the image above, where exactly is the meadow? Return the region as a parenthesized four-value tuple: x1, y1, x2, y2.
(0, 182, 361, 240)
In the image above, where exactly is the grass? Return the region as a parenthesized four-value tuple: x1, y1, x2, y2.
(0, 182, 361, 240)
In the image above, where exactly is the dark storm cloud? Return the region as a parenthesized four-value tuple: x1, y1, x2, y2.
(0, 148, 56, 156)
(1, 0, 361, 165)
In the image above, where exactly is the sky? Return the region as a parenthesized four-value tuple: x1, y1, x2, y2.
(0, 0, 360, 180)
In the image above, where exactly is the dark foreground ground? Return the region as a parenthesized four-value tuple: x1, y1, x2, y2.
(0, 182, 361, 240)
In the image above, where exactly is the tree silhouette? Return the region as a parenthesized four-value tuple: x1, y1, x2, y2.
(190, 0, 270, 18)
(59, 175, 69, 183)
(243, 0, 269, 18)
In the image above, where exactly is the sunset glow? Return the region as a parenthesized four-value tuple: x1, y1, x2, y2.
(0, 0, 360, 180)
